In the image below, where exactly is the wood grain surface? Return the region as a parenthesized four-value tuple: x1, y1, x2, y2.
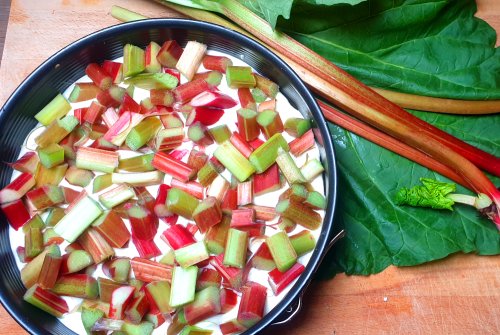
(0, 1, 499, 334)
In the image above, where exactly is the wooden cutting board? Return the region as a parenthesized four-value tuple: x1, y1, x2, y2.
(0, 1, 499, 334)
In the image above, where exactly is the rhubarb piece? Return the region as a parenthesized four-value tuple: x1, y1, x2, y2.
(154, 184, 173, 218)
(150, 88, 174, 106)
(131, 257, 172, 282)
(253, 163, 281, 196)
(121, 321, 154, 335)
(23, 284, 69, 317)
(279, 184, 308, 203)
(219, 288, 237, 314)
(133, 237, 162, 259)
(109, 285, 136, 319)
(65, 166, 94, 187)
(229, 133, 253, 158)
(92, 210, 131, 248)
(52, 274, 99, 299)
(289, 230, 316, 256)
(257, 110, 284, 139)
(197, 161, 220, 187)
(187, 149, 208, 173)
(166, 187, 200, 219)
(21, 245, 60, 288)
(35, 115, 78, 148)
(208, 125, 232, 144)
(152, 151, 196, 182)
(268, 263, 305, 296)
(284, 118, 311, 138)
(125, 72, 179, 90)
(123, 44, 145, 77)
(91, 318, 125, 332)
(103, 258, 131, 283)
(250, 242, 276, 271)
(204, 215, 230, 255)
(112, 171, 164, 187)
(168, 311, 187, 335)
(251, 88, 267, 103)
(78, 228, 115, 264)
(82, 307, 105, 334)
(190, 91, 237, 109)
(171, 179, 204, 199)
(258, 99, 276, 113)
(103, 112, 145, 146)
(9, 152, 39, 174)
(126, 117, 162, 151)
(184, 286, 221, 325)
(237, 181, 253, 206)
(25, 227, 43, 258)
(76, 146, 119, 173)
(159, 250, 175, 266)
(98, 277, 124, 303)
(86, 63, 113, 90)
(157, 40, 183, 68)
(301, 158, 324, 182)
(125, 291, 150, 324)
(128, 204, 158, 241)
(60, 249, 94, 275)
(173, 79, 211, 104)
(226, 66, 256, 88)
(276, 148, 306, 185)
(237, 88, 256, 110)
(93, 174, 113, 193)
(102, 60, 123, 83)
(34, 93, 72, 125)
(230, 208, 255, 229)
(224, 229, 248, 269)
(162, 224, 196, 250)
(267, 231, 297, 272)
(0, 172, 35, 204)
(85, 101, 106, 124)
(154, 127, 184, 151)
(214, 141, 255, 182)
(188, 121, 214, 146)
(289, 129, 314, 156)
(169, 266, 198, 307)
(175, 241, 210, 268)
(118, 153, 155, 172)
(220, 319, 246, 335)
(99, 184, 135, 209)
(196, 268, 222, 291)
(186, 107, 225, 127)
(144, 41, 161, 73)
(68, 82, 102, 102)
(221, 188, 238, 214)
(237, 108, 259, 141)
(248, 133, 289, 173)
(144, 281, 174, 314)
(37, 253, 62, 289)
(1, 198, 30, 230)
(207, 175, 231, 202)
(176, 41, 207, 81)
(37, 144, 64, 169)
(202, 55, 232, 73)
(278, 217, 296, 233)
(246, 205, 277, 222)
(237, 281, 267, 328)
(97, 85, 126, 107)
(54, 196, 103, 242)
(305, 191, 327, 210)
(161, 112, 184, 128)
(192, 196, 222, 233)
(254, 74, 279, 98)
(193, 70, 223, 86)
(22, 214, 44, 233)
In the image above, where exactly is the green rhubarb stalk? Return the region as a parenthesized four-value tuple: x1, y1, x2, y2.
(248, 133, 289, 173)
(125, 73, 178, 90)
(214, 141, 255, 182)
(170, 266, 198, 308)
(25, 228, 43, 258)
(93, 174, 113, 193)
(284, 118, 311, 138)
(289, 230, 316, 256)
(110, 5, 147, 21)
(126, 117, 162, 151)
(111, 171, 164, 187)
(37, 143, 64, 168)
(226, 66, 256, 88)
(21, 244, 61, 288)
(224, 229, 248, 268)
(266, 231, 297, 272)
(167, 188, 200, 219)
(275, 148, 306, 185)
(174, 241, 210, 268)
(300, 158, 324, 182)
(118, 153, 155, 172)
(54, 196, 103, 242)
(208, 125, 232, 144)
(123, 44, 145, 77)
(34, 93, 71, 126)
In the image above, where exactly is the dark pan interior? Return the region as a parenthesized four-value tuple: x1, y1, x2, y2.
(0, 19, 337, 335)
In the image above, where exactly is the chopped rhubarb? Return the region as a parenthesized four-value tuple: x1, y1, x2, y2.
(128, 204, 158, 241)
(176, 41, 207, 81)
(59, 249, 94, 275)
(268, 263, 305, 295)
(226, 66, 256, 89)
(1, 198, 31, 230)
(52, 274, 99, 299)
(157, 40, 183, 68)
(130, 257, 172, 282)
(92, 210, 131, 248)
(202, 55, 233, 73)
(152, 151, 196, 182)
(68, 82, 102, 103)
(166, 188, 200, 219)
(144, 281, 174, 314)
(102, 257, 131, 283)
(192, 196, 222, 233)
(229, 133, 253, 158)
(184, 286, 221, 325)
(54, 196, 103, 242)
(210, 254, 248, 291)
(133, 237, 162, 259)
(196, 268, 222, 291)
(169, 266, 198, 308)
(24, 284, 69, 317)
(0, 172, 35, 204)
(86, 63, 113, 90)
(267, 231, 297, 272)
(102, 60, 123, 83)
(258, 98, 276, 112)
(76, 146, 119, 174)
(162, 224, 196, 250)
(289, 128, 315, 156)
(9, 151, 39, 174)
(186, 107, 225, 127)
(37, 254, 62, 289)
(125, 291, 151, 324)
(237, 108, 260, 141)
(190, 91, 237, 109)
(237, 281, 267, 328)
(34, 93, 72, 126)
(220, 288, 238, 313)
(174, 241, 210, 268)
(237, 88, 256, 110)
(108, 285, 136, 319)
(208, 125, 232, 144)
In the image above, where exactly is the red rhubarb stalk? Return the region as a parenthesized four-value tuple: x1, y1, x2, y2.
(152, 151, 196, 182)
(190, 91, 237, 109)
(0, 172, 35, 204)
(1, 199, 31, 230)
(268, 262, 305, 295)
(161, 225, 196, 250)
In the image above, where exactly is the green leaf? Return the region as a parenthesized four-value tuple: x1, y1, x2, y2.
(317, 111, 500, 277)
(239, 0, 364, 29)
(279, 0, 500, 99)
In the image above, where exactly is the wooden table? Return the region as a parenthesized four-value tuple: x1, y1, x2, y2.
(0, 1, 499, 334)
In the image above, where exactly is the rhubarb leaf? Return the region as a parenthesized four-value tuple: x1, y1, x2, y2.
(239, 0, 365, 29)
(317, 111, 500, 277)
(279, 0, 500, 99)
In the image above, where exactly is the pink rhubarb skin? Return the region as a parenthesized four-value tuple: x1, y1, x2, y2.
(0, 172, 35, 204)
